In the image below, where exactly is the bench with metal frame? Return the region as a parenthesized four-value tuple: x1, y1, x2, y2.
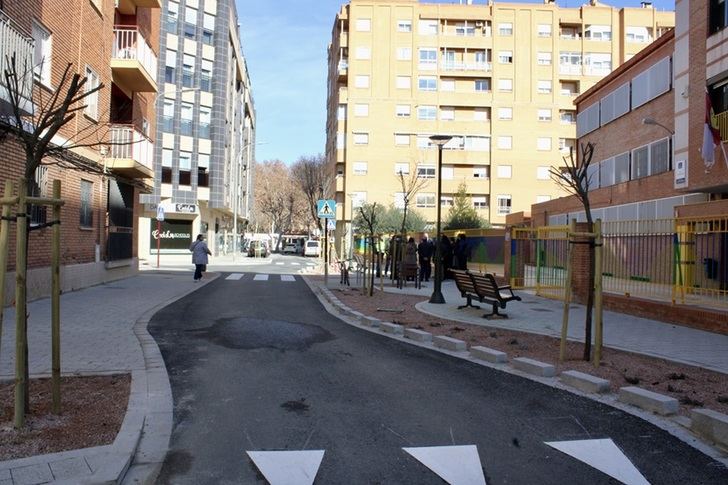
(469, 272, 522, 319)
(451, 269, 480, 309)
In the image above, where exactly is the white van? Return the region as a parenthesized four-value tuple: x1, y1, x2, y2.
(304, 240, 321, 257)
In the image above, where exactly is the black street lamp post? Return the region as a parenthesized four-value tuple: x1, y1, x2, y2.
(429, 135, 452, 304)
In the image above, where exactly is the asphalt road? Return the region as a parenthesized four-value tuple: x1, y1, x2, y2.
(149, 270, 728, 484)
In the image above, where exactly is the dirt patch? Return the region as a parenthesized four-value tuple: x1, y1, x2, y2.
(0, 374, 130, 461)
(328, 284, 728, 417)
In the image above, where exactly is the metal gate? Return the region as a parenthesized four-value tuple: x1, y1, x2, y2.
(510, 225, 569, 299)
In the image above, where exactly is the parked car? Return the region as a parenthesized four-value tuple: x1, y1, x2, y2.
(283, 243, 299, 254)
(303, 240, 321, 257)
(248, 240, 269, 258)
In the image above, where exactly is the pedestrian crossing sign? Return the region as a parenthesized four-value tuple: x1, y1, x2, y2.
(317, 199, 336, 219)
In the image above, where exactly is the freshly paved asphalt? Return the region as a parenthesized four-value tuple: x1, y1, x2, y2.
(149, 267, 728, 484)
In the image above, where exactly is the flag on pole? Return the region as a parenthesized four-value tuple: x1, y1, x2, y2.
(702, 91, 722, 170)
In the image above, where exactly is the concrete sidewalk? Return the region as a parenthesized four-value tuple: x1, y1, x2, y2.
(0, 272, 212, 484)
(367, 279, 728, 374)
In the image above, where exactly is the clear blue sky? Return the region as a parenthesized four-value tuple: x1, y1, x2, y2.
(236, 0, 675, 165)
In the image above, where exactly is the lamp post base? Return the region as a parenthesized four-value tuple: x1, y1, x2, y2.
(429, 290, 446, 304)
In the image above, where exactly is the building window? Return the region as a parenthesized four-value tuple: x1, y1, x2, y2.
(537, 24, 552, 37)
(419, 19, 438, 35)
(473, 167, 489, 179)
(353, 161, 368, 175)
(537, 166, 551, 180)
(626, 26, 651, 43)
(355, 75, 370, 88)
(418, 76, 437, 91)
(354, 104, 368, 117)
(162, 148, 173, 183)
(473, 108, 489, 121)
(537, 52, 552, 66)
(395, 104, 411, 117)
(419, 48, 437, 69)
(711, 0, 728, 34)
(537, 137, 552, 151)
(397, 20, 412, 32)
(560, 110, 576, 124)
(199, 106, 212, 138)
(165, 49, 177, 83)
(441, 78, 455, 91)
(650, 138, 671, 175)
(497, 136, 512, 150)
(394, 192, 406, 209)
(497, 165, 512, 178)
(475, 79, 490, 92)
(537, 109, 552, 121)
(497, 107, 513, 120)
(80, 180, 93, 228)
(417, 105, 436, 120)
(180, 102, 193, 136)
(167, 1, 179, 31)
(416, 193, 436, 208)
(336, 133, 345, 149)
(473, 196, 488, 210)
(537, 80, 552, 94)
(397, 47, 412, 60)
(202, 13, 215, 45)
(162, 99, 174, 132)
(394, 163, 410, 175)
(351, 192, 367, 208)
(184, 6, 197, 38)
(356, 46, 371, 60)
(394, 134, 410, 145)
(198, 153, 210, 187)
(417, 165, 436, 178)
(466, 136, 490, 151)
(396, 76, 411, 89)
(441, 196, 454, 207)
(498, 23, 513, 36)
(498, 79, 513, 92)
(355, 18, 371, 32)
(200, 59, 213, 91)
(498, 50, 513, 64)
(32, 20, 52, 86)
(497, 195, 512, 215)
(182, 54, 195, 88)
(29, 166, 47, 226)
(440, 107, 455, 121)
(84, 66, 99, 120)
(179, 151, 192, 185)
(441, 165, 454, 180)
(585, 24, 612, 41)
(353, 132, 369, 145)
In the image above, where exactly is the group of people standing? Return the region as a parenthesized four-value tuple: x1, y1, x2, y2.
(401, 232, 470, 283)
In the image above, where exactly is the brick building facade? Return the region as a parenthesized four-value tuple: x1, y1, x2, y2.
(0, 0, 160, 302)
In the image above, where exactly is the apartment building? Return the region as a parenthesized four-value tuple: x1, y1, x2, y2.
(0, 0, 160, 302)
(138, 0, 255, 261)
(325, 0, 674, 254)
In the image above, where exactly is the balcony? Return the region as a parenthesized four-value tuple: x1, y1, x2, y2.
(116, 0, 161, 15)
(106, 125, 154, 179)
(338, 59, 348, 79)
(111, 27, 158, 93)
(440, 61, 491, 74)
(559, 64, 582, 76)
(715, 111, 728, 141)
(0, 10, 34, 115)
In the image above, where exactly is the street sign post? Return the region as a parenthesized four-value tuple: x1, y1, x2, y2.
(156, 207, 165, 268)
(317, 199, 336, 286)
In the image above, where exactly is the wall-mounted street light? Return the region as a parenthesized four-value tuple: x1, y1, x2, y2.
(642, 117, 674, 135)
(429, 134, 453, 304)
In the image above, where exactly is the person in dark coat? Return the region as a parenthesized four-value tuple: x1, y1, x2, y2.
(440, 235, 453, 279)
(454, 233, 470, 271)
(417, 233, 434, 282)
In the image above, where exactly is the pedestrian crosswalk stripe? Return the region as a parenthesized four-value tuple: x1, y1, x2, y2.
(225, 273, 243, 280)
(281, 275, 295, 282)
(291, 262, 301, 266)
(403, 445, 486, 485)
(253, 274, 269, 281)
(275, 262, 285, 265)
(246, 450, 325, 485)
(544, 439, 649, 485)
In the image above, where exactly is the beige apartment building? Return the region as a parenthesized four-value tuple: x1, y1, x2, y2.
(325, 0, 674, 254)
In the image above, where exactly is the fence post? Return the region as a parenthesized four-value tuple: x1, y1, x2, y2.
(14, 178, 28, 429)
(593, 219, 604, 367)
(0, 180, 14, 366)
(559, 219, 576, 362)
(51, 180, 61, 413)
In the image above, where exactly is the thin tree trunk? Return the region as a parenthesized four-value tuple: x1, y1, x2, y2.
(583, 220, 595, 361)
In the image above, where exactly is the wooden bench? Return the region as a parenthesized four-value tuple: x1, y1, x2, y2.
(469, 272, 522, 319)
(451, 269, 480, 309)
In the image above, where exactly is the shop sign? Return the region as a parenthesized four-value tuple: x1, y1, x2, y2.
(150, 220, 193, 251)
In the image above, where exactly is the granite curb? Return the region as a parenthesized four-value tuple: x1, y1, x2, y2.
(0, 273, 219, 485)
(303, 277, 728, 467)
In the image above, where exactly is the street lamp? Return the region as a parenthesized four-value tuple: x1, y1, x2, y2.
(429, 134, 452, 304)
(642, 117, 674, 135)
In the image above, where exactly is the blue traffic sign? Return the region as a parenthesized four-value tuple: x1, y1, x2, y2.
(317, 199, 336, 219)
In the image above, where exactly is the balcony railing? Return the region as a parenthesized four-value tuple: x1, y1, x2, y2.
(441, 61, 491, 72)
(715, 111, 728, 141)
(110, 125, 154, 171)
(0, 10, 34, 112)
(584, 66, 611, 76)
(112, 27, 158, 81)
(559, 64, 582, 75)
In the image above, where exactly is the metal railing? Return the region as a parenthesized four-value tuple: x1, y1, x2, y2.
(0, 10, 34, 103)
(559, 64, 582, 75)
(714, 110, 728, 141)
(109, 125, 154, 170)
(112, 26, 158, 80)
(441, 61, 491, 72)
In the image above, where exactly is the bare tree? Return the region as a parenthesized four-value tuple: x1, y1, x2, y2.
(549, 142, 596, 361)
(394, 170, 428, 287)
(254, 160, 306, 250)
(354, 202, 382, 296)
(290, 154, 332, 233)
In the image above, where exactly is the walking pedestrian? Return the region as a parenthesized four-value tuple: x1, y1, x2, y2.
(190, 234, 212, 281)
(441, 235, 453, 279)
(454, 233, 470, 271)
(418, 233, 434, 282)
